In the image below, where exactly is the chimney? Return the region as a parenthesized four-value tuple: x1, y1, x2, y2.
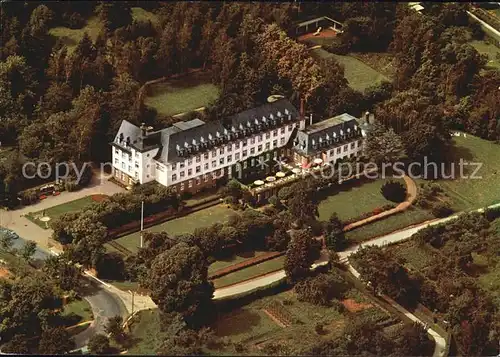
(364, 111, 369, 123)
(309, 113, 313, 126)
(369, 113, 375, 124)
(140, 122, 147, 137)
(300, 98, 305, 119)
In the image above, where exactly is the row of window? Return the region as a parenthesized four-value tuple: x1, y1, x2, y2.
(176, 125, 293, 169)
(172, 138, 286, 181)
(328, 141, 362, 156)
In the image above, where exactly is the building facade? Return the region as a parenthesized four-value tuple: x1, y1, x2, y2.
(111, 99, 369, 193)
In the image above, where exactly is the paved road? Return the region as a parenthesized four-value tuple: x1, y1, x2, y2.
(73, 285, 127, 349)
(0, 169, 125, 252)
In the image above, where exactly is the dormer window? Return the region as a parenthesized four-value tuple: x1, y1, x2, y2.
(347, 128, 351, 133)
(216, 131, 220, 138)
(184, 141, 189, 148)
(285, 108, 289, 115)
(277, 111, 282, 117)
(200, 136, 205, 143)
(269, 114, 274, 120)
(231, 126, 236, 132)
(261, 116, 266, 122)
(176, 144, 181, 151)
(246, 121, 251, 128)
(208, 133, 213, 140)
(224, 128, 228, 135)
(254, 118, 259, 125)
(239, 123, 244, 130)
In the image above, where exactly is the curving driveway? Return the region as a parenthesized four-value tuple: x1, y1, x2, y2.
(73, 286, 127, 349)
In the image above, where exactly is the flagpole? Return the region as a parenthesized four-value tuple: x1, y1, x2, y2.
(140, 200, 144, 248)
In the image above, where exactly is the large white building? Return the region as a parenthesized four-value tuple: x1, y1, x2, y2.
(111, 99, 369, 193)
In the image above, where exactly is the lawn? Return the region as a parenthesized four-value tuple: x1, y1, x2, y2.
(62, 298, 93, 326)
(26, 195, 106, 229)
(469, 40, 500, 71)
(111, 204, 237, 253)
(345, 206, 434, 243)
(144, 71, 220, 117)
(212, 256, 286, 289)
(208, 250, 269, 275)
(317, 178, 400, 222)
(131, 7, 159, 25)
(49, 16, 104, 52)
(437, 134, 500, 211)
(310, 48, 389, 92)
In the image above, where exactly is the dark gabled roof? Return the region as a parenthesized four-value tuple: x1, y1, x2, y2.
(114, 99, 301, 164)
(226, 98, 299, 130)
(293, 113, 362, 156)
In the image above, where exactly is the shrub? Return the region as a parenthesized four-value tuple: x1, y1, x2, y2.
(431, 202, 454, 218)
(484, 206, 500, 221)
(294, 271, 349, 306)
(380, 180, 407, 203)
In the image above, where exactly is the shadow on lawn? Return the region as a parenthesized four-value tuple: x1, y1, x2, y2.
(213, 309, 264, 337)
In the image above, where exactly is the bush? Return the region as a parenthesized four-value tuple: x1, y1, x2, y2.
(64, 180, 77, 192)
(431, 202, 454, 218)
(294, 271, 349, 306)
(325, 39, 349, 55)
(380, 180, 407, 203)
(19, 189, 39, 205)
(484, 206, 500, 221)
(95, 252, 126, 280)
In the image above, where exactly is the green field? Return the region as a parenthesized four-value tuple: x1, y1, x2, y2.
(111, 204, 237, 253)
(438, 134, 500, 211)
(346, 206, 434, 243)
(208, 250, 269, 275)
(318, 178, 399, 222)
(62, 298, 93, 325)
(470, 40, 500, 71)
(311, 48, 389, 92)
(49, 16, 104, 52)
(131, 7, 159, 24)
(26, 195, 104, 229)
(212, 256, 286, 289)
(126, 309, 165, 355)
(144, 71, 220, 117)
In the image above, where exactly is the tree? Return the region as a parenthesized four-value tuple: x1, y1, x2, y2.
(284, 229, 319, 283)
(105, 315, 126, 344)
(287, 181, 318, 226)
(1, 334, 31, 354)
(324, 213, 347, 252)
(21, 240, 37, 261)
(88, 333, 111, 355)
(265, 228, 290, 251)
(0, 275, 62, 342)
(0, 231, 15, 252)
(95, 2, 132, 32)
(431, 202, 453, 218)
(38, 327, 75, 354)
(353, 246, 419, 306)
(380, 180, 407, 203)
(365, 121, 407, 165)
(294, 271, 348, 306)
(95, 252, 125, 280)
(143, 243, 214, 327)
(42, 255, 82, 292)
